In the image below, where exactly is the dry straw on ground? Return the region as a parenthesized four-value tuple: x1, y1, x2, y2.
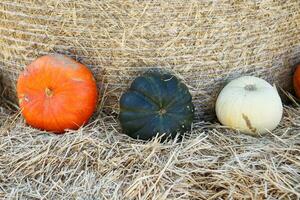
(0, 101, 300, 199)
(0, 0, 300, 199)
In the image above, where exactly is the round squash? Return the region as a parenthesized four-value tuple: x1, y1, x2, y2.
(17, 54, 98, 133)
(215, 76, 283, 135)
(293, 64, 300, 98)
(119, 71, 194, 140)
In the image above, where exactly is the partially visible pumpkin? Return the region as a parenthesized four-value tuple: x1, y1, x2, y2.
(119, 71, 194, 140)
(293, 64, 300, 98)
(215, 76, 283, 135)
(17, 54, 98, 133)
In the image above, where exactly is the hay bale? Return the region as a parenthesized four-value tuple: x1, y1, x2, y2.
(0, 1, 300, 119)
(0, 73, 3, 97)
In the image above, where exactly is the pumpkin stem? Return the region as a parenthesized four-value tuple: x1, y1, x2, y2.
(244, 84, 256, 91)
(158, 109, 166, 115)
(45, 88, 53, 97)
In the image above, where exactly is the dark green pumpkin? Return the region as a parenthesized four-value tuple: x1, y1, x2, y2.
(119, 71, 194, 140)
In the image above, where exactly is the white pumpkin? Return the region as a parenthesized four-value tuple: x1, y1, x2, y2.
(215, 76, 283, 135)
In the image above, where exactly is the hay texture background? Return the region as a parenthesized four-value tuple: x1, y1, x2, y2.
(1, 0, 300, 199)
(0, 0, 300, 119)
(1, 103, 300, 199)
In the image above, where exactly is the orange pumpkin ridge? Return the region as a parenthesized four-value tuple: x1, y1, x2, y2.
(17, 54, 98, 133)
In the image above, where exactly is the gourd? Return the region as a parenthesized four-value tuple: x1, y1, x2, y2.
(17, 54, 98, 133)
(119, 71, 194, 140)
(293, 64, 300, 98)
(215, 76, 283, 135)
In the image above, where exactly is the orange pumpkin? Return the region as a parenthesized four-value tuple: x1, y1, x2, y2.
(17, 54, 98, 133)
(294, 64, 300, 98)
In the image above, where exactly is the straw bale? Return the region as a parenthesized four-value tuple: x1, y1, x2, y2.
(0, 0, 299, 119)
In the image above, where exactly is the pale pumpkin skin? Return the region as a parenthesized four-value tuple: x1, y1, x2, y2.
(216, 76, 283, 135)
